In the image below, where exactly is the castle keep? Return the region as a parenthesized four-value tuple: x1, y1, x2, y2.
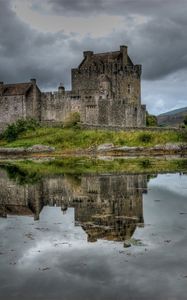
(0, 46, 146, 130)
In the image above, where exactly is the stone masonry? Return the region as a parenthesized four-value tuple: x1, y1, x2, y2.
(0, 45, 146, 130)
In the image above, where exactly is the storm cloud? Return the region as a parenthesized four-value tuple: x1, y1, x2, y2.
(0, 0, 79, 89)
(0, 0, 187, 113)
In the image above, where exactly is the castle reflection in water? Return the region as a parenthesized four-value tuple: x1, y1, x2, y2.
(0, 169, 149, 243)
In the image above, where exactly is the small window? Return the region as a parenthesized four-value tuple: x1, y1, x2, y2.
(128, 84, 131, 94)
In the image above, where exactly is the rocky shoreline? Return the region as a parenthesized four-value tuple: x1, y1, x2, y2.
(0, 143, 187, 158)
(0, 145, 55, 155)
(92, 143, 187, 156)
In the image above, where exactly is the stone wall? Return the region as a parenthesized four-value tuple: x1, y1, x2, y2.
(75, 46, 146, 127)
(25, 83, 41, 120)
(0, 95, 25, 125)
(80, 123, 180, 131)
(0, 169, 42, 220)
(0, 81, 41, 130)
(41, 90, 81, 123)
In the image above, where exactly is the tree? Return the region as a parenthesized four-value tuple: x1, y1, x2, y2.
(183, 115, 187, 126)
(146, 112, 158, 127)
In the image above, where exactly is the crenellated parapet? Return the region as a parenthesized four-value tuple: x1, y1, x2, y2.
(41, 85, 81, 123)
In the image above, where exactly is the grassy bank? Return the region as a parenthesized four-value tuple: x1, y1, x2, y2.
(1, 157, 187, 184)
(0, 127, 186, 151)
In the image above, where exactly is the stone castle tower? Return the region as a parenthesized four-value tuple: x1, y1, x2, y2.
(72, 45, 146, 127)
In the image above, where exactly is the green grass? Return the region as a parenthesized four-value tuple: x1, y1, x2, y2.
(0, 127, 186, 151)
(1, 157, 187, 184)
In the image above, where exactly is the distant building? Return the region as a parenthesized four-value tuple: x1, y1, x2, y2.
(0, 79, 41, 130)
(0, 45, 146, 130)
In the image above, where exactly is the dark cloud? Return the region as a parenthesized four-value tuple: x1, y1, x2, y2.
(0, 0, 187, 113)
(0, 0, 79, 89)
(39, 0, 186, 17)
(32, 0, 187, 79)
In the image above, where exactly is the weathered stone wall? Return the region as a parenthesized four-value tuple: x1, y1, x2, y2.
(25, 85, 41, 120)
(80, 123, 180, 131)
(0, 169, 42, 219)
(41, 91, 81, 123)
(0, 95, 25, 125)
(0, 81, 41, 130)
(81, 97, 146, 127)
(76, 46, 145, 127)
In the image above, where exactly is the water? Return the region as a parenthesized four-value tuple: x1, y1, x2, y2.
(0, 169, 187, 300)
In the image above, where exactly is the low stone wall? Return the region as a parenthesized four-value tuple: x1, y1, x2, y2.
(80, 123, 182, 132)
(40, 121, 64, 128)
(0, 120, 183, 134)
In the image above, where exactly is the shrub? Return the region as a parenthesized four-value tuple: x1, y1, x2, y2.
(2, 118, 40, 142)
(146, 112, 158, 127)
(64, 112, 80, 128)
(179, 130, 187, 142)
(138, 132, 153, 143)
(1, 164, 41, 185)
(139, 159, 152, 168)
(183, 115, 187, 126)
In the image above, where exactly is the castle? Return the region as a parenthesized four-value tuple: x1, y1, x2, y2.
(0, 169, 146, 243)
(0, 46, 146, 130)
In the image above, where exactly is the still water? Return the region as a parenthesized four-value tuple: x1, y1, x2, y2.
(0, 168, 187, 300)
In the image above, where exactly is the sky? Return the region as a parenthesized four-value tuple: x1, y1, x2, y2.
(0, 0, 187, 114)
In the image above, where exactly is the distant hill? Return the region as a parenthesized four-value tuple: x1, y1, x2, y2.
(157, 107, 187, 126)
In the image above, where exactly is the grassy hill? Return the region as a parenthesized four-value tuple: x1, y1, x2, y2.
(157, 106, 187, 126)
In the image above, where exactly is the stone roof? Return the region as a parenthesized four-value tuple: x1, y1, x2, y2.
(93, 51, 121, 62)
(79, 50, 133, 68)
(0, 82, 33, 96)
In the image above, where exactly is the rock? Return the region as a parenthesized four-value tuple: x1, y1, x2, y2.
(0, 145, 55, 154)
(123, 241, 132, 248)
(0, 147, 26, 154)
(164, 143, 181, 151)
(97, 143, 114, 151)
(27, 145, 55, 153)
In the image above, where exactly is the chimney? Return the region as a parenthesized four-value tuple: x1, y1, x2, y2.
(83, 51, 93, 58)
(120, 45, 128, 65)
(58, 83, 65, 94)
(30, 78, 36, 85)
